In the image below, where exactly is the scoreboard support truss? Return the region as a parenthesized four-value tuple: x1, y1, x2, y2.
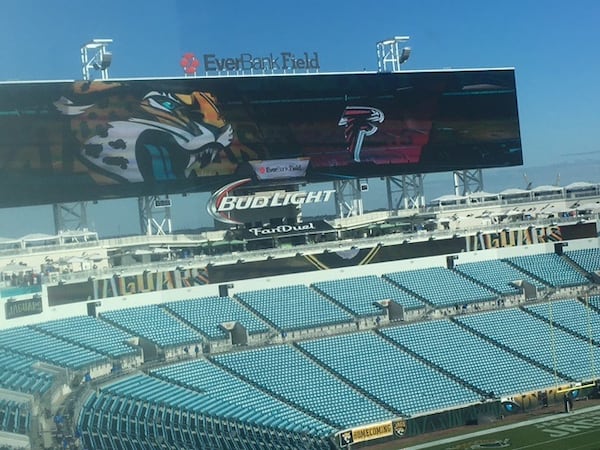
(138, 196, 172, 236)
(386, 174, 425, 211)
(53, 202, 89, 234)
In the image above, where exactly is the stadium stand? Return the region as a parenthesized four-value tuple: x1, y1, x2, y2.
(297, 332, 481, 416)
(0, 399, 30, 435)
(0, 326, 107, 370)
(454, 259, 548, 295)
(523, 298, 600, 344)
(0, 244, 598, 449)
(504, 253, 591, 288)
(78, 373, 332, 450)
(384, 267, 498, 308)
(165, 296, 271, 339)
(565, 248, 600, 274)
(150, 359, 334, 435)
(455, 308, 600, 382)
(33, 315, 139, 359)
(100, 304, 202, 349)
(0, 350, 53, 395)
(234, 285, 355, 332)
(214, 344, 394, 429)
(380, 320, 561, 397)
(312, 275, 425, 316)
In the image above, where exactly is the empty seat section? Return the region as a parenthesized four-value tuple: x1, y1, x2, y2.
(0, 349, 53, 394)
(312, 275, 424, 316)
(0, 326, 107, 369)
(381, 320, 559, 396)
(591, 295, 600, 310)
(523, 299, 600, 344)
(455, 308, 600, 381)
(215, 345, 393, 429)
(80, 373, 331, 450)
(100, 305, 202, 347)
(235, 285, 354, 331)
(165, 296, 269, 339)
(34, 315, 138, 358)
(384, 267, 497, 308)
(505, 253, 590, 288)
(565, 248, 600, 274)
(455, 259, 546, 295)
(151, 359, 333, 436)
(0, 399, 30, 434)
(299, 332, 480, 416)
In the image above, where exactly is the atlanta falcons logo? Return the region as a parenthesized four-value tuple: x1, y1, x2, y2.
(338, 106, 385, 162)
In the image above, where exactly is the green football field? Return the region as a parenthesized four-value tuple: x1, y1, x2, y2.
(405, 405, 600, 450)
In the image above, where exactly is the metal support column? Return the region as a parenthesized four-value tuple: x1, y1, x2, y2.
(53, 202, 89, 234)
(334, 179, 364, 219)
(453, 169, 484, 196)
(138, 196, 172, 236)
(386, 174, 425, 213)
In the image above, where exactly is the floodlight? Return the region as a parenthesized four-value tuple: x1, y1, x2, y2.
(93, 51, 112, 71)
(399, 47, 411, 64)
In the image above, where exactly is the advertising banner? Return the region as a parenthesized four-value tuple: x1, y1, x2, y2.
(339, 421, 394, 446)
(241, 220, 333, 240)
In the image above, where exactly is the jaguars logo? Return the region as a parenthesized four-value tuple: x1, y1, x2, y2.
(55, 82, 256, 184)
(393, 419, 406, 436)
(339, 430, 353, 446)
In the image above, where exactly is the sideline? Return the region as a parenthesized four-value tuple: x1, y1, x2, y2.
(403, 403, 600, 450)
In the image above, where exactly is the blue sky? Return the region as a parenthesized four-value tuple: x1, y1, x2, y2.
(1, 0, 599, 237)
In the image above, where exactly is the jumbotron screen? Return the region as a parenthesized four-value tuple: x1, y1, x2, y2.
(0, 69, 521, 207)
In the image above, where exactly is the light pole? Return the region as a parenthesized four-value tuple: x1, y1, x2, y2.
(81, 38, 113, 80)
(376, 36, 411, 72)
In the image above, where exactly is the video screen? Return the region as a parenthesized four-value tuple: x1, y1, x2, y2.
(0, 69, 521, 207)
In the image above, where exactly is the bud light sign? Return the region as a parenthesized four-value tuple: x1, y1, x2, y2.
(207, 179, 335, 225)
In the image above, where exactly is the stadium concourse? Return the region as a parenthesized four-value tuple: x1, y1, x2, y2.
(0, 194, 599, 449)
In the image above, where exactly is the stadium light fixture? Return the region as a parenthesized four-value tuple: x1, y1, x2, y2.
(81, 38, 113, 80)
(376, 35, 411, 72)
(399, 47, 411, 64)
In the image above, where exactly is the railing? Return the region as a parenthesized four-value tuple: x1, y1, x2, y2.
(40, 215, 599, 286)
(0, 284, 42, 298)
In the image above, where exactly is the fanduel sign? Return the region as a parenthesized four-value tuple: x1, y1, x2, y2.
(207, 179, 335, 225)
(249, 223, 317, 237)
(243, 220, 332, 240)
(203, 52, 320, 72)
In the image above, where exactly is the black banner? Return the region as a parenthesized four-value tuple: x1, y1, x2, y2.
(48, 281, 93, 306)
(5, 296, 43, 319)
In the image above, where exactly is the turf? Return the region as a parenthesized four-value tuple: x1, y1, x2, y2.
(419, 407, 600, 450)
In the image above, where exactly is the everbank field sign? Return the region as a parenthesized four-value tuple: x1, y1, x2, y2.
(203, 51, 320, 72)
(207, 179, 335, 225)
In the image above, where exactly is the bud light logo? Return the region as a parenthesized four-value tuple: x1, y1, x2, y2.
(207, 178, 335, 225)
